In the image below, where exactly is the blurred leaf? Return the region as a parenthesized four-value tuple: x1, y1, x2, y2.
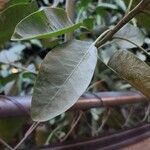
(35, 126, 48, 146)
(78, 0, 92, 9)
(31, 40, 97, 122)
(124, 0, 150, 30)
(0, 73, 19, 85)
(11, 7, 82, 41)
(97, 2, 118, 10)
(0, 44, 25, 63)
(99, 44, 117, 64)
(136, 12, 150, 30)
(0, 0, 8, 10)
(22, 72, 36, 80)
(108, 50, 150, 98)
(0, 117, 26, 142)
(91, 108, 105, 121)
(113, 23, 145, 49)
(0, 0, 31, 11)
(0, 1, 38, 46)
(83, 18, 94, 30)
(114, 0, 126, 11)
(107, 108, 125, 129)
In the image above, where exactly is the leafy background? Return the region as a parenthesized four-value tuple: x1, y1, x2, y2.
(0, 0, 150, 149)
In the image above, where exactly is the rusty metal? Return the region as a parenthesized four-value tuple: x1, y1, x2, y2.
(0, 91, 149, 118)
(33, 123, 150, 150)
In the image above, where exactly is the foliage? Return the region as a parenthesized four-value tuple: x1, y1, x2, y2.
(0, 1, 38, 47)
(11, 7, 82, 41)
(0, 0, 150, 149)
(31, 40, 97, 121)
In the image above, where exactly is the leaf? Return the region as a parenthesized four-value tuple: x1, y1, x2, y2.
(0, 0, 31, 11)
(0, 44, 25, 63)
(107, 108, 125, 129)
(83, 18, 94, 30)
(0, 1, 38, 46)
(31, 40, 97, 122)
(136, 12, 150, 30)
(11, 7, 82, 41)
(0, 117, 26, 142)
(97, 2, 118, 10)
(0, 73, 19, 86)
(113, 23, 145, 49)
(108, 50, 150, 98)
(124, 0, 150, 30)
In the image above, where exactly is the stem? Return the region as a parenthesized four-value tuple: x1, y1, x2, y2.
(97, 108, 111, 133)
(13, 122, 39, 150)
(113, 36, 150, 58)
(95, 0, 149, 48)
(127, 0, 134, 13)
(61, 111, 83, 141)
(0, 139, 13, 150)
(87, 80, 104, 91)
(45, 122, 67, 145)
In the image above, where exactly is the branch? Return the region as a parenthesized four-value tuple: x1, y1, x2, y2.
(95, 0, 150, 48)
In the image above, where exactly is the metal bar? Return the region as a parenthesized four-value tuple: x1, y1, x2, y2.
(0, 92, 148, 118)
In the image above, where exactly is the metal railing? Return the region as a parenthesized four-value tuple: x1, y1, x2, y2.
(0, 91, 148, 118)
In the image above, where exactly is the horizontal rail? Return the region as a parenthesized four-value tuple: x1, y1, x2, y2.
(0, 91, 149, 118)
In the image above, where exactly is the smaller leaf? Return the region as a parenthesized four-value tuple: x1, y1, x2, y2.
(124, 0, 150, 30)
(0, 0, 31, 11)
(0, 44, 25, 63)
(97, 2, 118, 10)
(0, 117, 26, 142)
(83, 18, 94, 30)
(11, 7, 82, 41)
(113, 23, 145, 49)
(108, 50, 150, 98)
(0, 1, 38, 46)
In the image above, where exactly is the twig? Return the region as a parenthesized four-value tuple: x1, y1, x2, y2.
(13, 122, 39, 150)
(113, 36, 150, 58)
(142, 103, 150, 122)
(97, 108, 111, 133)
(4, 62, 37, 74)
(123, 105, 135, 127)
(87, 80, 104, 91)
(95, 0, 150, 48)
(127, 0, 134, 13)
(0, 138, 13, 150)
(61, 111, 83, 141)
(82, 113, 98, 135)
(45, 121, 67, 145)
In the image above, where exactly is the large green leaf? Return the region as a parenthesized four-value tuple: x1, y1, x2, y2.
(31, 40, 97, 122)
(108, 50, 150, 98)
(11, 7, 82, 41)
(113, 23, 145, 49)
(0, 1, 38, 46)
